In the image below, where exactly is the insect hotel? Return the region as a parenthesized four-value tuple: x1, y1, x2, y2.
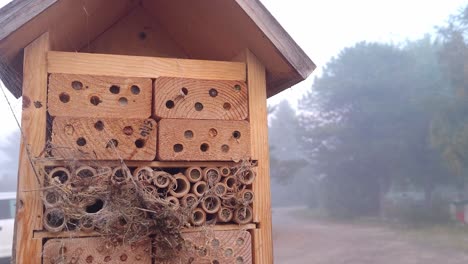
(0, 0, 315, 263)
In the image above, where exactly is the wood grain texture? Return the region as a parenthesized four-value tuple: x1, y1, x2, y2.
(33, 224, 256, 239)
(88, 6, 188, 58)
(42, 237, 152, 264)
(236, 50, 273, 263)
(157, 230, 252, 264)
(158, 119, 251, 161)
(35, 160, 244, 169)
(13, 32, 49, 264)
(48, 73, 152, 118)
(154, 77, 248, 120)
(47, 51, 247, 81)
(51, 117, 157, 160)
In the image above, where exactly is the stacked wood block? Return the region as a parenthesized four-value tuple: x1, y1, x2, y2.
(47, 74, 250, 161)
(159, 230, 252, 263)
(43, 238, 152, 263)
(48, 73, 157, 160)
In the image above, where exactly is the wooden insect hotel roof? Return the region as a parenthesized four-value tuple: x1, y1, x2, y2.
(0, 0, 315, 98)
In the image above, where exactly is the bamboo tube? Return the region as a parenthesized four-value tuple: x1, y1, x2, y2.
(237, 168, 256, 185)
(206, 213, 217, 225)
(169, 173, 190, 198)
(165, 196, 180, 210)
(111, 166, 130, 185)
(181, 193, 199, 208)
(79, 215, 94, 232)
(48, 167, 71, 184)
(152, 171, 171, 188)
(222, 176, 237, 191)
(217, 207, 234, 223)
(201, 195, 221, 214)
(185, 166, 203, 183)
(43, 208, 67, 233)
(133, 166, 153, 183)
(233, 206, 253, 224)
(75, 166, 97, 178)
(42, 189, 61, 208)
(214, 182, 228, 197)
(190, 208, 206, 226)
(202, 167, 221, 185)
(220, 166, 231, 177)
(239, 189, 254, 205)
(192, 181, 208, 197)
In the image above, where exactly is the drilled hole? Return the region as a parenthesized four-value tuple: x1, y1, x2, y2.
(90, 96, 102, 106)
(234, 84, 242, 91)
(211, 239, 220, 248)
(195, 102, 203, 111)
(59, 92, 70, 103)
(200, 143, 209, 152)
(86, 199, 104, 213)
(209, 128, 218, 137)
(224, 248, 234, 257)
(106, 139, 119, 148)
(135, 139, 145, 148)
(223, 102, 232, 110)
(131, 85, 140, 95)
(94, 121, 104, 131)
(236, 256, 244, 264)
(184, 130, 194, 139)
(104, 256, 112, 262)
(120, 254, 128, 261)
(221, 144, 230, 153)
(86, 255, 94, 263)
(76, 137, 87, 146)
(123, 126, 134, 135)
(233, 131, 241, 139)
(119, 97, 128, 106)
(174, 144, 183, 152)
(181, 87, 188, 96)
(109, 85, 120, 94)
(166, 100, 175, 109)
(236, 237, 245, 246)
(71, 81, 83, 90)
(199, 247, 208, 257)
(209, 88, 218, 97)
(139, 31, 147, 40)
(212, 260, 220, 264)
(226, 177, 236, 188)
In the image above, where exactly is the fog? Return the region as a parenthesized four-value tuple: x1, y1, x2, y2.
(2, 2, 468, 264)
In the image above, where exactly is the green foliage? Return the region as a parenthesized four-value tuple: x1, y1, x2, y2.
(298, 39, 451, 217)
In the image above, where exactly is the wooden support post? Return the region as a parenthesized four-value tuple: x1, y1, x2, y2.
(235, 50, 273, 263)
(12, 32, 50, 264)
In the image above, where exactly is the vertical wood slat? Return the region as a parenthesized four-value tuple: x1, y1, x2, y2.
(237, 50, 273, 263)
(13, 32, 49, 264)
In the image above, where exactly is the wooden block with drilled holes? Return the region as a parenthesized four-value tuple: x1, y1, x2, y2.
(157, 119, 250, 161)
(154, 77, 248, 120)
(51, 117, 157, 160)
(47, 73, 152, 118)
(155, 230, 252, 263)
(42, 237, 152, 263)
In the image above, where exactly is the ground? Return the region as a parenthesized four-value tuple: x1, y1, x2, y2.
(273, 206, 468, 264)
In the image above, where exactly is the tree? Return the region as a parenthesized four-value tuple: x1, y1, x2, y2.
(269, 100, 307, 185)
(431, 4, 468, 197)
(298, 40, 449, 217)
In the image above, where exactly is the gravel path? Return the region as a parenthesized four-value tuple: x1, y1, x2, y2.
(273, 207, 468, 264)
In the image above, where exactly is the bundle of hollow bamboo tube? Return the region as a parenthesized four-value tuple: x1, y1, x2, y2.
(42, 163, 256, 234)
